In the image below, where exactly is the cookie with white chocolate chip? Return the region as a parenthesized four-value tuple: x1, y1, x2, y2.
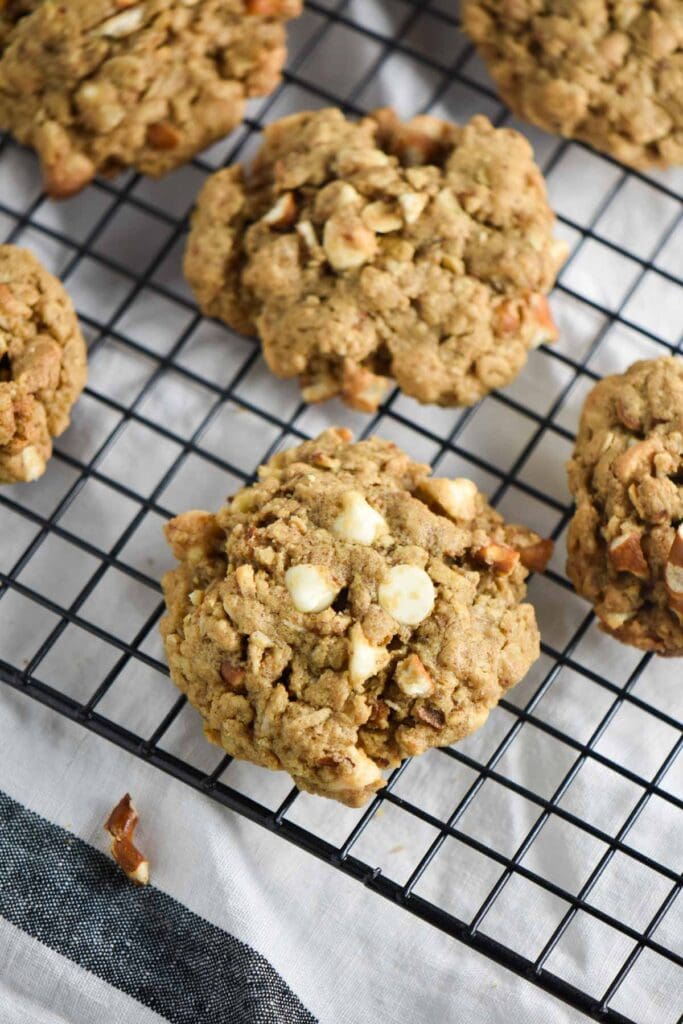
(567, 358, 683, 655)
(0, 245, 87, 484)
(0, 0, 302, 198)
(184, 106, 568, 412)
(160, 428, 551, 806)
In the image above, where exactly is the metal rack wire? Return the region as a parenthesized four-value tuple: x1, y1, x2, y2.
(0, 2, 681, 1021)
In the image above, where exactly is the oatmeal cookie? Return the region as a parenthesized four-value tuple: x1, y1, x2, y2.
(567, 358, 683, 654)
(184, 107, 568, 412)
(0, 0, 39, 49)
(0, 245, 87, 484)
(463, 0, 683, 169)
(160, 428, 551, 805)
(0, 0, 302, 198)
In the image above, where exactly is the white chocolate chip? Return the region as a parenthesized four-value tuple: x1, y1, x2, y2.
(285, 564, 340, 613)
(332, 490, 388, 545)
(348, 623, 390, 686)
(398, 192, 428, 224)
(417, 477, 479, 521)
(21, 445, 45, 482)
(378, 564, 435, 625)
(96, 6, 144, 37)
(395, 654, 433, 697)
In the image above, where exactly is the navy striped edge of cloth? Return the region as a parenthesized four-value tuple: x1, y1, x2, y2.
(0, 790, 317, 1024)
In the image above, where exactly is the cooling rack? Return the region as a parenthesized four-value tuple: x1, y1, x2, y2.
(1, 2, 682, 1021)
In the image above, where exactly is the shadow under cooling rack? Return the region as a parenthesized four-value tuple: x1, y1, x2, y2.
(1, 2, 682, 1022)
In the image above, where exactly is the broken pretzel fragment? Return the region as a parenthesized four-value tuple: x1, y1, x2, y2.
(665, 524, 683, 624)
(104, 793, 149, 886)
(518, 538, 554, 573)
(608, 532, 649, 580)
(474, 542, 520, 576)
(413, 703, 445, 729)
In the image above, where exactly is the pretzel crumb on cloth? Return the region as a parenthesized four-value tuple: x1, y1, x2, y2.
(105, 793, 150, 885)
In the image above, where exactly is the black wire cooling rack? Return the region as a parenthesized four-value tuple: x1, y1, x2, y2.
(1, 2, 682, 1021)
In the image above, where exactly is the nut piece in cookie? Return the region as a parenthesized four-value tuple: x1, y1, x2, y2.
(0, 0, 303, 198)
(160, 428, 549, 806)
(462, 1, 683, 169)
(184, 107, 568, 412)
(567, 357, 683, 655)
(0, 245, 87, 484)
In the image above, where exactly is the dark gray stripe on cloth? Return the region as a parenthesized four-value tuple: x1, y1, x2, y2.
(0, 790, 317, 1024)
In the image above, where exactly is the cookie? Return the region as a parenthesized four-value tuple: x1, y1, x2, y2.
(160, 428, 551, 806)
(0, 0, 38, 49)
(567, 358, 683, 655)
(184, 107, 568, 412)
(0, 0, 302, 198)
(463, 1, 683, 169)
(0, 245, 87, 484)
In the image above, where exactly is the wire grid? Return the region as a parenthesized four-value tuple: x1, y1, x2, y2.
(0, 2, 681, 1020)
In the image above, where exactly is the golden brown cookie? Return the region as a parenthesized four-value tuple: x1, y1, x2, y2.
(0, 0, 302, 198)
(0, 245, 87, 484)
(463, 0, 683, 169)
(0, 0, 39, 49)
(567, 358, 683, 655)
(160, 428, 550, 806)
(184, 107, 568, 412)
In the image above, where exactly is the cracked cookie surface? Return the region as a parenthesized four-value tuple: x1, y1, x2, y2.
(0, 0, 302, 198)
(463, 0, 683, 169)
(184, 107, 567, 412)
(0, 245, 87, 484)
(160, 428, 549, 806)
(567, 358, 683, 655)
